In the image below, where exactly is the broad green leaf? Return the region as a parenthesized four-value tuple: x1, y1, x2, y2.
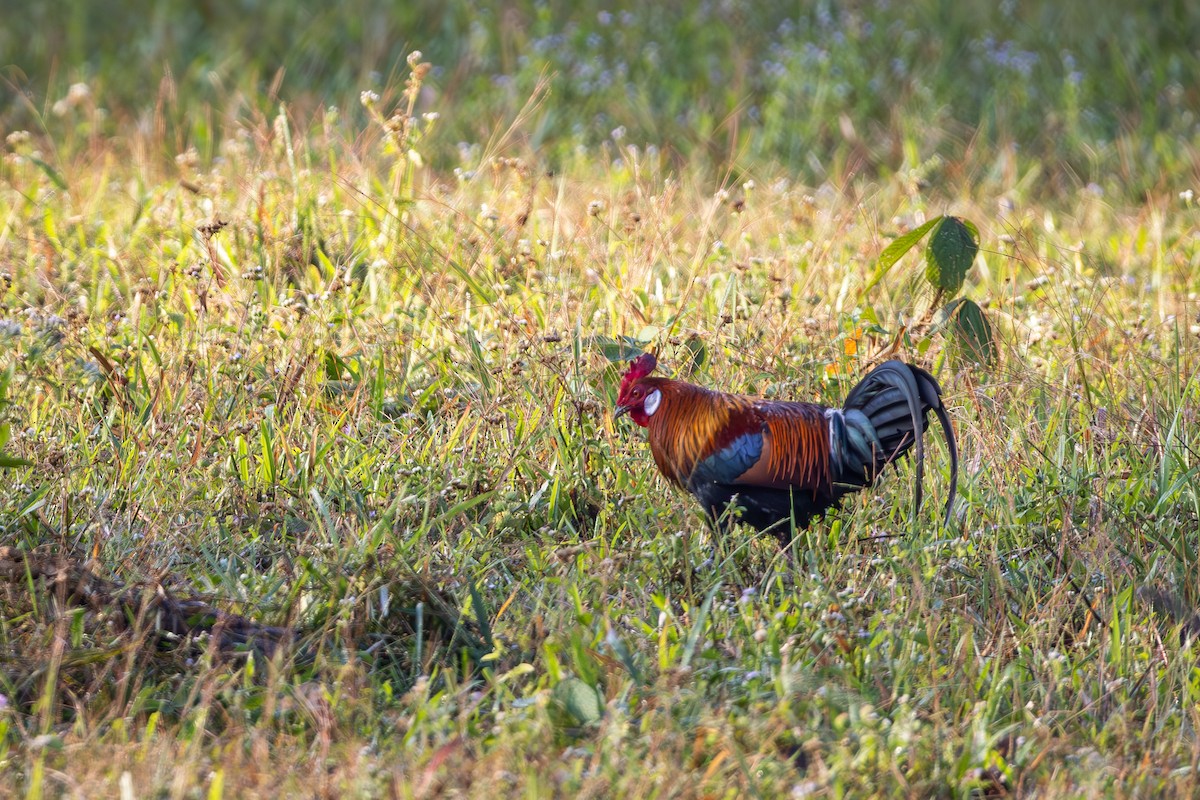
(636, 325, 659, 343)
(323, 350, 343, 380)
(925, 216, 979, 295)
(551, 677, 604, 726)
(929, 297, 968, 334)
(863, 216, 942, 292)
(952, 298, 998, 367)
(961, 218, 980, 242)
(857, 304, 881, 327)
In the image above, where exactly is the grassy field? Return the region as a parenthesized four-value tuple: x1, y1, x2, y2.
(3, 2, 1200, 797)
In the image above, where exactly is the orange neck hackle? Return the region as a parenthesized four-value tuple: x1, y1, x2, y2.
(642, 381, 750, 485)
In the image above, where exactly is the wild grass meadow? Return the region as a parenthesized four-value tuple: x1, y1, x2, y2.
(3, 1, 1200, 796)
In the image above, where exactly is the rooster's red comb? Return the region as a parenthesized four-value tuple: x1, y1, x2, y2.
(619, 352, 657, 393)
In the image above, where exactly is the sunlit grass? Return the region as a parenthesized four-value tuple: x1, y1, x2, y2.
(3, 15, 1200, 799)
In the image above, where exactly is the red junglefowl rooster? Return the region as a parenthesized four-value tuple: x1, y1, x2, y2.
(613, 353, 958, 541)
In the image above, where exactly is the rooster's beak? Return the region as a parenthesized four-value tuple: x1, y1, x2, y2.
(613, 404, 630, 420)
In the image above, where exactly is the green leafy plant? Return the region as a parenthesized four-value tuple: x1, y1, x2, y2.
(865, 215, 996, 369)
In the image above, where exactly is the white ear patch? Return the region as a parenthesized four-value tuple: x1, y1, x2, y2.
(643, 388, 662, 417)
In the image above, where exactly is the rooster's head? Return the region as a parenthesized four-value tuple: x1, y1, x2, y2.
(613, 352, 662, 427)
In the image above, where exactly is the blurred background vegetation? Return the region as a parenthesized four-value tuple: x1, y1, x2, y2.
(5, 0, 1199, 199)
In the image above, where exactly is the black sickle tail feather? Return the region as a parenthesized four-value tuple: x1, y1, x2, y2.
(832, 360, 959, 526)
